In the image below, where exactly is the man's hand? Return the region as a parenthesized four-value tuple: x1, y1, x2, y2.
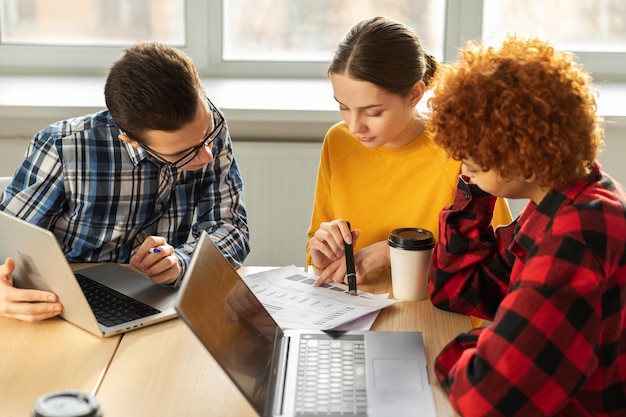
(130, 236, 181, 284)
(0, 258, 63, 322)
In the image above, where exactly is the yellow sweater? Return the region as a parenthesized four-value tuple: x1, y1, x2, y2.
(306, 121, 512, 265)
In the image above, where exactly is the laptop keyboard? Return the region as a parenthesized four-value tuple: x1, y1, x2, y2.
(295, 334, 367, 416)
(75, 273, 161, 327)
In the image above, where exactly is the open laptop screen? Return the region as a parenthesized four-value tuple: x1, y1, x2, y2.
(176, 235, 281, 415)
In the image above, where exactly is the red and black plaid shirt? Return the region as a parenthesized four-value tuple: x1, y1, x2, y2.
(431, 162, 626, 416)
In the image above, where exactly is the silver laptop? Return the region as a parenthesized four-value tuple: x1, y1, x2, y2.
(176, 233, 437, 417)
(0, 210, 178, 337)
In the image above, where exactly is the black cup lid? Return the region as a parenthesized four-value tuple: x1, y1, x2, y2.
(388, 228, 435, 250)
(32, 390, 102, 417)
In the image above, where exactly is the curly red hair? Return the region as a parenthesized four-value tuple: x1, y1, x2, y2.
(427, 35, 603, 189)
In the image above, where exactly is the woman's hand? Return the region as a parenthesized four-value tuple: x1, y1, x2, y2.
(311, 227, 391, 287)
(308, 219, 358, 272)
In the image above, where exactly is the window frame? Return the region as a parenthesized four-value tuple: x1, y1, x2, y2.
(0, 0, 624, 81)
(0, 0, 209, 76)
(204, 0, 374, 79)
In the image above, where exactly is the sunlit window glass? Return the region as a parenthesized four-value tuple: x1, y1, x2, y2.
(0, 0, 185, 46)
(222, 0, 446, 62)
(482, 0, 626, 52)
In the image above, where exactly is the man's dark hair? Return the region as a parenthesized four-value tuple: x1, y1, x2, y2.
(105, 42, 202, 142)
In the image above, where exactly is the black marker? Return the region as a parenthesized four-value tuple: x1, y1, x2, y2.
(344, 221, 357, 295)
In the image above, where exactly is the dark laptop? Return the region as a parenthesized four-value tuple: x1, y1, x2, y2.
(176, 233, 437, 417)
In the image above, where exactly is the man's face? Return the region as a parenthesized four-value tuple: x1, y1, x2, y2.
(139, 96, 218, 171)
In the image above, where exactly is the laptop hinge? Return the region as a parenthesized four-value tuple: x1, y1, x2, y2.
(270, 334, 291, 416)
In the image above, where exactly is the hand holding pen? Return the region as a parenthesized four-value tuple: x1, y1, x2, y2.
(129, 236, 180, 285)
(310, 219, 360, 286)
(344, 221, 357, 295)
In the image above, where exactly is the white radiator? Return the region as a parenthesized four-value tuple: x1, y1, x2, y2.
(233, 141, 322, 267)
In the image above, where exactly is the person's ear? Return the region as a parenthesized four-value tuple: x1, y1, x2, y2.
(118, 133, 141, 149)
(524, 174, 537, 183)
(408, 81, 427, 107)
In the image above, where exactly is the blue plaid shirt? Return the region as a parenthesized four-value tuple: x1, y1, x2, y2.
(0, 108, 249, 284)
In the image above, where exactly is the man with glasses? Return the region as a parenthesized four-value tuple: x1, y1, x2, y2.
(0, 43, 249, 322)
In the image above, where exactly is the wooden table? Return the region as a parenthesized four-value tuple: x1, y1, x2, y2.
(0, 316, 120, 416)
(95, 266, 470, 416)
(0, 265, 469, 416)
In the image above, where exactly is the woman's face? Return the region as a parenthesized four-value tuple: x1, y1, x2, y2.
(461, 158, 548, 204)
(330, 72, 421, 148)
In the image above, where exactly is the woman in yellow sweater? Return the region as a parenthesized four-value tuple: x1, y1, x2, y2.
(307, 16, 511, 286)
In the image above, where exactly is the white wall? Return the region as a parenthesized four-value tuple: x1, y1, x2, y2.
(0, 138, 32, 177)
(234, 141, 320, 266)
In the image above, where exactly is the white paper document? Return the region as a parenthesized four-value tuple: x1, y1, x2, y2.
(242, 265, 398, 330)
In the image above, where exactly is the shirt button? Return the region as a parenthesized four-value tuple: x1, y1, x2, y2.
(157, 203, 163, 210)
(464, 193, 470, 200)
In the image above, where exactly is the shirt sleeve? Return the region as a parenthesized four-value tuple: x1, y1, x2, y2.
(305, 133, 334, 267)
(493, 196, 513, 227)
(0, 126, 67, 224)
(172, 124, 250, 283)
(430, 176, 515, 320)
(431, 177, 605, 416)
(434, 239, 604, 416)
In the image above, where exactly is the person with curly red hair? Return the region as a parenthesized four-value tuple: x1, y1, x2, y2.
(427, 34, 626, 416)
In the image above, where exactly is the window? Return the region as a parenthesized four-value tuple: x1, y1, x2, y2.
(0, 0, 624, 81)
(480, 0, 626, 81)
(1, 0, 185, 46)
(208, 0, 446, 78)
(0, 0, 192, 74)
(446, 0, 626, 81)
(482, 0, 626, 52)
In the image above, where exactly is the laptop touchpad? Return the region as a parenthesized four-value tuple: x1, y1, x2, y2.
(373, 359, 423, 391)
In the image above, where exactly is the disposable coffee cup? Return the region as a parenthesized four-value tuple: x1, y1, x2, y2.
(32, 390, 103, 417)
(388, 228, 436, 301)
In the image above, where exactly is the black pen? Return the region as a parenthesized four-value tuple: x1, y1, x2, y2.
(344, 221, 357, 296)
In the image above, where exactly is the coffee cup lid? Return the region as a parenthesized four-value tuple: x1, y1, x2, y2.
(32, 390, 102, 417)
(388, 228, 435, 250)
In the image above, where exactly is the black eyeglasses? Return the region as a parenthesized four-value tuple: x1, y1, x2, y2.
(139, 98, 225, 169)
